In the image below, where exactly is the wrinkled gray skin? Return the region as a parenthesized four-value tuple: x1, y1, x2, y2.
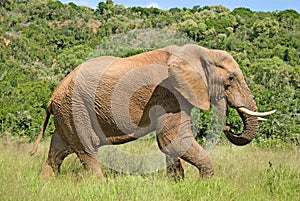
(32, 44, 260, 180)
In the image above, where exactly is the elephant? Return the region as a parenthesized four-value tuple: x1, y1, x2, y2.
(31, 44, 275, 179)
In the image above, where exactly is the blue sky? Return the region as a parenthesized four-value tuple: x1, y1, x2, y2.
(60, 0, 300, 12)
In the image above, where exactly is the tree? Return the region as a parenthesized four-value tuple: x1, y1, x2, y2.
(253, 18, 280, 38)
(276, 9, 300, 30)
(0, 0, 10, 8)
(96, 0, 118, 19)
(96, 1, 108, 15)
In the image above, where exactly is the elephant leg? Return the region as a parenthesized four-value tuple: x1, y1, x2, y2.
(76, 151, 104, 179)
(42, 130, 73, 179)
(156, 111, 214, 178)
(165, 155, 185, 181)
(179, 139, 214, 178)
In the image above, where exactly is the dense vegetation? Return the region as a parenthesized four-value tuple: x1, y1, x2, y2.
(0, 0, 299, 146)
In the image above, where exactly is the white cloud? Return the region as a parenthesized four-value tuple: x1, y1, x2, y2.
(60, 0, 97, 8)
(146, 2, 160, 8)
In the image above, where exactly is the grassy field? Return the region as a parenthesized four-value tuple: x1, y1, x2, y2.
(0, 138, 299, 201)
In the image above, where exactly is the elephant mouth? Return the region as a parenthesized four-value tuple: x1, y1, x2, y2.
(224, 106, 276, 146)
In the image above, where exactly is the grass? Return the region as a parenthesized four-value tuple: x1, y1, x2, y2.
(0, 139, 299, 201)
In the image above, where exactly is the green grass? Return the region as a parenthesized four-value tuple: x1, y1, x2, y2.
(0, 139, 299, 201)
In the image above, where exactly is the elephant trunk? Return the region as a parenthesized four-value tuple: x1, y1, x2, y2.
(225, 100, 259, 146)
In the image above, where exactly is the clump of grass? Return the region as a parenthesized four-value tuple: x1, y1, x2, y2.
(0, 139, 299, 201)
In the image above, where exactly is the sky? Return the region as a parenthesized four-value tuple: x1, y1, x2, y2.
(59, 0, 300, 12)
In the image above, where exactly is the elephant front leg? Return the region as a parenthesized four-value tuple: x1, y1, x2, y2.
(76, 151, 104, 179)
(156, 112, 214, 178)
(165, 155, 185, 181)
(179, 140, 214, 178)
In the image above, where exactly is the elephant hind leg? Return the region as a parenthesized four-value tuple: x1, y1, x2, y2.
(76, 151, 104, 179)
(42, 130, 73, 179)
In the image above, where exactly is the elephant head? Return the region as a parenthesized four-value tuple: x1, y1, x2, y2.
(165, 44, 275, 146)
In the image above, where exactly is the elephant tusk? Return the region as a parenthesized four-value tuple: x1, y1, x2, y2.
(258, 117, 268, 122)
(238, 107, 276, 117)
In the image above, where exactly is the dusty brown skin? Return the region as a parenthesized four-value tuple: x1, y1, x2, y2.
(31, 44, 268, 179)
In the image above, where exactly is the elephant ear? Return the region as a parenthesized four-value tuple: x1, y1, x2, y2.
(206, 65, 225, 105)
(167, 47, 210, 110)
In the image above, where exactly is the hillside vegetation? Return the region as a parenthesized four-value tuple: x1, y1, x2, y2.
(0, 0, 299, 146)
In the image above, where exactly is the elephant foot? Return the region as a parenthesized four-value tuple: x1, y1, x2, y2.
(86, 165, 104, 179)
(77, 152, 104, 179)
(198, 155, 214, 178)
(166, 156, 185, 181)
(40, 163, 55, 180)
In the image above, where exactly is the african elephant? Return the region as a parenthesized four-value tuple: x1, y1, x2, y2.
(31, 44, 275, 179)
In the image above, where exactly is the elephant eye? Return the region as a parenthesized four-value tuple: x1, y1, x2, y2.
(229, 75, 234, 82)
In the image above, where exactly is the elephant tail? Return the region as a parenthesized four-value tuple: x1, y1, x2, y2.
(30, 102, 52, 156)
